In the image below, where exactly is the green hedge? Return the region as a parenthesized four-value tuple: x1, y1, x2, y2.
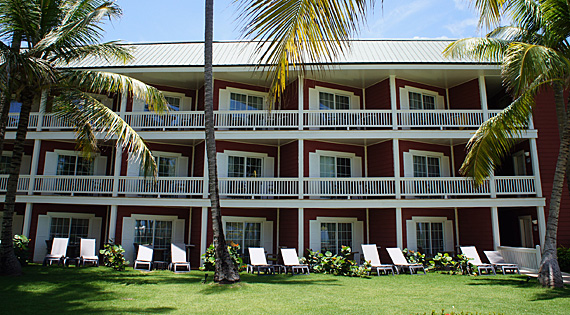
(558, 247, 570, 273)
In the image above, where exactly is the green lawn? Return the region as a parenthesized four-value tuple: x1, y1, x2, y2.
(1, 265, 569, 314)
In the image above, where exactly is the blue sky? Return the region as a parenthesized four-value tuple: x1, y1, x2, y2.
(102, 0, 487, 43)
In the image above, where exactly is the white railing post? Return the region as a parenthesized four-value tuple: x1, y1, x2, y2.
(389, 75, 398, 130)
(298, 207, 304, 255)
(112, 148, 122, 197)
(396, 208, 403, 248)
(22, 203, 33, 237)
(298, 139, 304, 199)
(535, 245, 542, 268)
(108, 205, 118, 242)
(393, 139, 401, 199)
(491, 207, 500, 250)
(298, 75, 304, 130)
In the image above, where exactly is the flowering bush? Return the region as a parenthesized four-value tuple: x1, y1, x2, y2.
(403, 248, 426, 266)
(100, 243, 128, 271)
(13, 235, 30, 265)
(200, 242, 246, 272)
(303, 246, 371, 277)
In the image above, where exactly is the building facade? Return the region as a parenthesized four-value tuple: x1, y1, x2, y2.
(4, 40, 568, 267)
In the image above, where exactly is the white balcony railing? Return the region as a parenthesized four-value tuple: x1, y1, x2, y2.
(216, 111, 298, 129)
(304, 110, 392, 129)
(397, 110, 502, 128)
(41, 114, 74, 129)
(497, 245, 542, 270)
(219, 178, 299, 197)
(304, 178, 396, 197)
(495, 176, 536, 195)
(34, 176, 114, 194)
(123, 112, 204, 130)
(7, 113, 39, 129)
(0, 175, 30, 192)
(118, 177, 204, 196)
(400, 177, 490, 197)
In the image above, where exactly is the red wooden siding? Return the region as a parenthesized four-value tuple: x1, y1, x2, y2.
(365, 79, 391, 109)
(193, 142, 205, 177)
(281, 79, 299, 110)
(279, 209, 299, 249)
(280, 141, 298, 177)
(457, 207, 494, 255)
(448, 79, 480, 110)
(499, 207, 540, 248)
(367, 140, 394, 177)
(190, 207, 202, 267)
(368, 208, 397, 262)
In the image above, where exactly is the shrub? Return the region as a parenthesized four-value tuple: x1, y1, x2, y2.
(13, 235, 30, 265)
(304, 246, 370, 277)
(100, 243, 129, 271)
(200, 242, 246, 272)
(558, 247, 570, 272)
(403, 248, 426, 266)
(428, 253, 474, 275)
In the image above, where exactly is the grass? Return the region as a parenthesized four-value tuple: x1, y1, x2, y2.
(1, 265, 569, 314)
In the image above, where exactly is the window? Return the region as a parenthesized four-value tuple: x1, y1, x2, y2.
(320, 222, 352, 255)
(408, 91, 435, 110)
(164, 96, 180, 111)
(140, 155, 177, 177)
(230, 92, 264, 111)
(319, 92, 350, 110)
(416, 221, 444, 256)
(134, 219, 173, 250)
(225, 221, 261, 257)
(413, 156, 440, 177)
(56, 155, 93, 176)
(0, 155, 11, 174)
(320, 156, 351, 178)
(49, 217, 89, 245)
(228, 156, 263, 177)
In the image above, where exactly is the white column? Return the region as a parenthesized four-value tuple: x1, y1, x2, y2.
(393, 139, 401, 199)
(389, 75, 398, 130)
(119, 92, 128, 116)
(537, 206, 546, 247)
(478, 75, 489, 119)
(112, 148, 122, 197)
(454, 207, 460, 247)
(22, 203, 33, 237)
(298, 208, 304, 254)
(202, 148, 209, 198)
(108, 205, 118, 241)
(366, 208, 370, 243)
(276, 208, 280, 250)
(396, 208, 403, 248)
(200, 207, 209, 265)
(529, 138, 543, 197)
(188, 208, 192, 245)
(490, 172, 497, 198)
(298, 75, 304, 130)
(298, 139, 304, 199)
(27, 139, 41, 195)
(491, 207, 500, 250)
(364, 145, 368, 177)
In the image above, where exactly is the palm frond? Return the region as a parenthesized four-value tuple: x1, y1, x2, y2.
(60, 70, 168, 113)
(48, 41, 133, 65)
(52, 91, 157, 177)
(542, 0, 570, 43)
(460, 86, 539, 184)
(471, 0, 509, 29)
(443, 37, 510, 62)
(236, 0, 372, 105)
(502, 42, 570, 97)
(0, 0, 41, 43)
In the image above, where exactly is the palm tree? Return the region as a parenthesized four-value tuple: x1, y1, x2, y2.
(0, 0, 168, 276)
(443, 0, 569, 287)
(202, 0, 372, 283)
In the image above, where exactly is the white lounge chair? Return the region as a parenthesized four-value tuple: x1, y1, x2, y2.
(247, 247, 275, 275)
(43, 238, 69, 266)
(281, 248, 309, 275)
(170, 243, 191, 272)
(79, 238, 99, 267)
(484, 250, 520, 274)
(386, 247, 426, 275)
(361, 244, 395, 276)
(460, 246, 496, 275)
(134, 245, 154, 271)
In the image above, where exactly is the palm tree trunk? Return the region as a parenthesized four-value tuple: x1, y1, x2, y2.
(551, 84, 570, 201)
(538, 106, 569, 288)
(0, 33, 22, 157)
(204, 0, 240, 283)
(0, 89, 33, 276)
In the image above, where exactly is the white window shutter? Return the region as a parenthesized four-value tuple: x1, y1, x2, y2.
(308, 88, 319, 110)
(33, 215, 50, 262)
(263, 157, 274, 177)
(13, 214, 24, 235)
(20, 155, 31, 175)
(218, 89, 230, 110)
(403, 152, 413, 177)
(181, 96, 192, 111)
(121, 217, 135, 263)
(43, 152, 58, 175)
(406, 220, 417, 251)
(350, 95, 360, 110)
(93, 156, 107, 175)
(263, 221, 274, 255)
(436, 95, 445, 109)
(352, 156, 362, 177)
(441, 156, 451, 177)
(126, 157, 141, 177)
(353, 221, 364, 262)
(399, 87, 409, 110)
(309, 152, 319, 177)
(309, 220, 320, 252)
(217, 153, 228, 177)
(173, 219, 185, 244)
(177, 156, 189, 177)
(444, 220, 455, 252)
(88, 217, 102, 249)
(132, 98, 146, 112)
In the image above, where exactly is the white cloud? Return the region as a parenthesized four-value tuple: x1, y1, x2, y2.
(366, 0, 435, 37)
(453, 0, 469, 10)
(445, 18, 478, 36)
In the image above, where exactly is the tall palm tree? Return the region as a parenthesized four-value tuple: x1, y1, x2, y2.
(443, 0, 569, 287)
(0, 0, 168, 276)
(202, 0, 372, 283)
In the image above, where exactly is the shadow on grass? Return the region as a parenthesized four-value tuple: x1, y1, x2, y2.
(466, 275, 570, 302)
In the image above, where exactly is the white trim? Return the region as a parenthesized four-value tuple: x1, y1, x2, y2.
(222, 216, 267, 223)
(54, 149, 100, 158)
(403, 85, 440, 97)
(222, 150, 269, 159)
(225, 87, 268, 99)
(315, 216, 359, 223)
(152, 151, 182, 158)
(130, 214, 179, 221)
(408, 149, 444, 158)
(409, 216, 447, 223)
(315, 149, 356, 159)
(46, 211, 95, 219)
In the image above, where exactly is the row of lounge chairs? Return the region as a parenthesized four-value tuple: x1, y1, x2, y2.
(134, 243, 191, 272)
(248, 247, 310, 275)
(44, 238, 99, 267)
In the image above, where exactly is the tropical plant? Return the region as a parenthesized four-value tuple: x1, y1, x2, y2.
(200, 242, 247, 272)
(0, 0, 168, 276)
(303, 246, 370, 277)
(12, 235, 30, 266)
(99, 243, 129, 271)
(443, 0, 570, 287)
(201, 0, 372, 283)
(403, 248, 426, 266)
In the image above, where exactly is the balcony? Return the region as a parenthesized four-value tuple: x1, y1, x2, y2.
(0, 175, 536, 199)
(8, 109, 507, 131)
